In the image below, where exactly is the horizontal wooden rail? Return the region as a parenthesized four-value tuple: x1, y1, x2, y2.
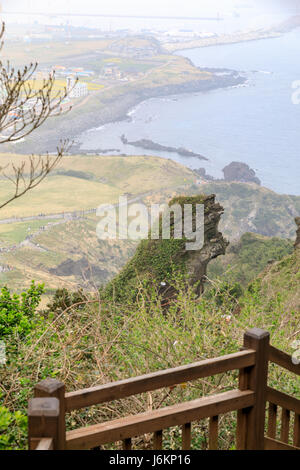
(65, 349, 255, 412)
(267, 387, 300, 415)
(66, 389, 255, 450)
(35, 438, 54, 450)
(269, 345, 300, 375)
(264, 437, 300, 451)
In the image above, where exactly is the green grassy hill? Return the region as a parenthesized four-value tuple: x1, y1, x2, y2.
(253, 246, 300, 316)
(199, 182, 300, 240)
(207, 232, 294, 287)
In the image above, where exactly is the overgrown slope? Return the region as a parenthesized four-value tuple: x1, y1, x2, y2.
(207, 232, 294, 287)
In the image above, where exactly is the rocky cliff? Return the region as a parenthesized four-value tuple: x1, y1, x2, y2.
(295, 217, 300, 249)
(104, 194, 228, 302)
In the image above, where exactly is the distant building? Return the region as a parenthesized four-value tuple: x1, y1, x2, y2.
(66, 77, 88, 98)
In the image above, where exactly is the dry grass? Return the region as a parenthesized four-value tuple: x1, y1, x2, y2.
(0, 154, 195, 218)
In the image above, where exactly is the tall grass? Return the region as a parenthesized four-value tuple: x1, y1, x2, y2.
(1, 271, 299, 450)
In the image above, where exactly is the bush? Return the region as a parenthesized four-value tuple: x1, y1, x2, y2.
(0, 401, 27, 450)
(46, 288, 87, 315)
(206, 281, 243, 308)
(0, 282, 44, 339)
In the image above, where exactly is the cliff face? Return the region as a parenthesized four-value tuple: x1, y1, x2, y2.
(177, 194, 229, 296)
(104, 194, 228, 302)
(295, 217, 300, 249)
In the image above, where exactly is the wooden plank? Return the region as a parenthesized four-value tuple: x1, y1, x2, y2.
(122, 438, 132, 450)
(35, 438, 54, 450)
(267, 403, 277, 439)
(236, 408, 249, 450)
(66, 389, 254, 450)
(236, 367, 250, 450)
(267, 387, 300, 415)
(239, 328, 270, 450)
(153, 430, 163, 450)
(182, 423, 191, 450)
(294, 413, 300, 448)
(209, 416, 218, 450)
(280, 408, 290, 443)
(269, 345, 300, 376)
(65, 350, 255, 411)
(264, 436, 300, 450)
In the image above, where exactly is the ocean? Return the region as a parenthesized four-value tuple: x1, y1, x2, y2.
(79, 29, 300, 196)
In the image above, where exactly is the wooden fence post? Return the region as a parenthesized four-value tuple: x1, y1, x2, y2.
(28, 397, 59, 450)
(34, 378, 66, 450)
(237, 328, 270, 450)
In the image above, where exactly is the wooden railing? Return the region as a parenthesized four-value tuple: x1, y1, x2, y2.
(27, 328, 300, 451)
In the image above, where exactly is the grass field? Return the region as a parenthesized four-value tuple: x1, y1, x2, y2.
(2, 39, 113, 65)
(2, 37, 162, 69)
(0, 154, 195, 219)
(0, 219, 60, 245)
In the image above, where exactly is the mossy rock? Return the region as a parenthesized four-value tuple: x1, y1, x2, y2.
(103, 194, 228, 303)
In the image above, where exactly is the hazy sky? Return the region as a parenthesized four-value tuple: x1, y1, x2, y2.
(3, 0, 298, 17)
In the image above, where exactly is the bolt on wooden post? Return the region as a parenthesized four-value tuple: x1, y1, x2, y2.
(34, 378, 66, 450)
(237, 328, 270, 450)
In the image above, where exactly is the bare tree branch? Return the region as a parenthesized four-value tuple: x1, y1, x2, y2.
(0, 140, 72, 210)
(0, 23, 76, 211)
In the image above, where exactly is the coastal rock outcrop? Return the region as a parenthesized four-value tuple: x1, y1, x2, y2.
(222, 162, 261, 185)
(121, 135, 208, 160)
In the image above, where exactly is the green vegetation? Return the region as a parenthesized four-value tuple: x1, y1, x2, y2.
(0, 282, 44, 339)
(0, 219, 60, 246)
(0, 404, 27, 450)
(208, 232, 294, 287)
(198, 182, 300, 240)
(1, 248, 299, 449)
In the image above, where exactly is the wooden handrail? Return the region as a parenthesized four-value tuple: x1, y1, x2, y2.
(267, 387, 300, 414)
(269, 345, 300, 375)
(66, 389, 255, 450)
(65, 349, 255, 411)
(27, 330, 300, 450)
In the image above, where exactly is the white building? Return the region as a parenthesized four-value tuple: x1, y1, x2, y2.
(66, 77, 88, 99)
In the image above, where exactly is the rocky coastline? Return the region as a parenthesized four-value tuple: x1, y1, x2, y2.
(194, 161, 261, 185)
(10, 70, 246, 155)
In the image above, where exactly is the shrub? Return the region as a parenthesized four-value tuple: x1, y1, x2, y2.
(46, 288, 87, 315)
(0, 282, 44, 339)
(0, 404, 27, 450)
